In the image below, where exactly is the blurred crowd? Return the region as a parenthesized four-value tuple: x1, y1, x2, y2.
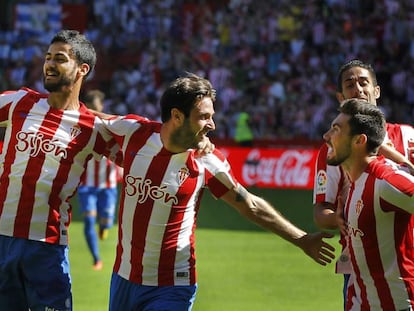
(0, 0, 414, 142)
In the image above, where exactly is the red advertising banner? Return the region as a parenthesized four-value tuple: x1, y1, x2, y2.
(218, 147, 318, 189)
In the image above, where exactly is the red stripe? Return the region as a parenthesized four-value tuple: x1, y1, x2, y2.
(113, 187, 126, 272)
(315, 144, 328, 203)
(394, 208, 414, 305)
(129, 148, 170, 284)
(360, 175, 395, 310)
(347, 183, 369, 310)
(46, 108, 95, 243)
(0, 94, 34, 219)
(113, 123, 155, 278)
(158, 154, 199, 285)
(13, 94, 51, 238)
(189, 187, 204, 284)
(0, 100, 12, 121)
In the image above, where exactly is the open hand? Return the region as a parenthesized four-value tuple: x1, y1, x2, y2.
(297, 232, 336, 266)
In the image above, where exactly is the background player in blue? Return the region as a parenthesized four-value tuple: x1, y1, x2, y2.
(78, 89, 121, 270)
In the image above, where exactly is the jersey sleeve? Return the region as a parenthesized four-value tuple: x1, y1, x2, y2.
(100, 114, 154, 166)
(379, 169, 414, 213)
(102, 114, 149, 142)
(201, 149, 239, 199)
(313, 144, 349, 205)
(0, 89, 27, 124)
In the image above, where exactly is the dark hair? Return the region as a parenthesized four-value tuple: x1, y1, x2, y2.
(336, 59, 377, 92)
(339, 98, 386, 154)
(50, 30, 96, 79)
(160, 73, 216, 122)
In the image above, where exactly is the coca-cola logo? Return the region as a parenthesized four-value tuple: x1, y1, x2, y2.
(242, 149, 313, 186)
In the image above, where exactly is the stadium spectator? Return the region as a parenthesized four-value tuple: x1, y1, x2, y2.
(323, 98, 414, 310)
(1, 1, 414, 142)
(233, 103, 254, 147)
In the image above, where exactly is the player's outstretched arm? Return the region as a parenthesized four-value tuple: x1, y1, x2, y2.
(88, 108, 117, 120)
(220, 184, 336, 266)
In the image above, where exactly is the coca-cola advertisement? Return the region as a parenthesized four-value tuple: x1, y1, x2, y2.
(219, 147, 318, 189)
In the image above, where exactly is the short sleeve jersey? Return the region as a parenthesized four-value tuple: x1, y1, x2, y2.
(344, 157, 414, 310)
(313, 122, 414, 275)
(0, 88, 113, 245)
(104, 114, 238, 286)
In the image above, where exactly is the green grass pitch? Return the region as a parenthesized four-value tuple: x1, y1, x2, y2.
(69, 188, 343, 310)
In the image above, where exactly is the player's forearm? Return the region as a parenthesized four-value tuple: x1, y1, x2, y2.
(379, 143, 414, 174)
(222, 186, 307, 245)
(313, 202, 338, 230)
(242, 195, 307, 245)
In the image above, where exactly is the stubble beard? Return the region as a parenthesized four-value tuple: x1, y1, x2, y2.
(326, 148, 351, 166)
(43, 66, 77, 93)
(44, 75, 73, 93)
(170, 121, 200, 150)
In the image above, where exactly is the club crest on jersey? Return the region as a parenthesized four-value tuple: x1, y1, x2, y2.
(177, 167, 190, 185)
(315, 169, 327, 195)
(70, 125, 81, 139)
(355, 199, 363, 216)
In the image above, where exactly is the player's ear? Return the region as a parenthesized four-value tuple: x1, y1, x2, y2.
(171, 108, 184, 125)
(336, 92, 345, 102)
(79, 63, 90, 78)
(353, 134, 367, 146)
(374, 85, 380, 99)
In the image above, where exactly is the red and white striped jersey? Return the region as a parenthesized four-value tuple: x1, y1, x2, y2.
(313, 143, 351, 209)
(80, 157, 121, 189)
(313, 143, 351, 269)
(0, 88, 114, 245)
(104, 114, 238, 286)
(344, 157, 414, 310)
(313, 123, 414, 276)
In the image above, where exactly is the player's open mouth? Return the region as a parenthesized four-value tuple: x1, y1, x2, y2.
(198, 131, 208, 139)
(326, 145, 334, 159)
(45, 71, 59, 79)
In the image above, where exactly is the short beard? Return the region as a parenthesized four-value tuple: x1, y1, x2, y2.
(326, 149, 350, 166)
(170, 120, 199, 150)
(44, 75, 73, 93)
(326, 158, 344, 166)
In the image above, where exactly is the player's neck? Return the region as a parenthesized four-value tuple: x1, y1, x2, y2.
(160, 123, 185, 153)
(48, 90, 80, 110)
(342, 155, 373, 182)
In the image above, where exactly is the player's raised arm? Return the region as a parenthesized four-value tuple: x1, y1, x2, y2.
(218, 181, 336, 266)
(88, 108, 117, 120)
